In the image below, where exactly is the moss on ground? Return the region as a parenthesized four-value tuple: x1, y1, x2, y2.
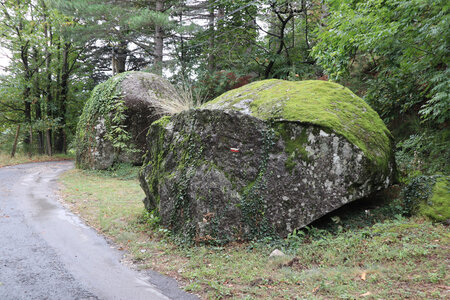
(204, 80, 393, 170)
(420, 176, 450, 222)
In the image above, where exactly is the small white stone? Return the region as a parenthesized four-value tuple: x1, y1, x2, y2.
(269, 249, 286, 258)
(282, 196, 289, 201)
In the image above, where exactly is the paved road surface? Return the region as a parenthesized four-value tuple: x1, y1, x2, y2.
(0, 161, 197, 300)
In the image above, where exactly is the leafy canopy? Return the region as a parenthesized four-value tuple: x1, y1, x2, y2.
(312, 0, 449, 124)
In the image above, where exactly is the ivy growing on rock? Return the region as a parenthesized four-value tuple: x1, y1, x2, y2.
(75, 72, 136, 169)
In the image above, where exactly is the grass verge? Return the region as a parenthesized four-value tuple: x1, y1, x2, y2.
(59, 168, 450, 299)
(0, 152, 74, 168)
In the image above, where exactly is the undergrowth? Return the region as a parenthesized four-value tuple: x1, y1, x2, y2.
(59, 168, 449, 299)
(83, 162, 140, 180)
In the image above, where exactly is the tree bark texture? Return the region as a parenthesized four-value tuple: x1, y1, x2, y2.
(11, 125, 21, 158)
(154, 0, 164, 75)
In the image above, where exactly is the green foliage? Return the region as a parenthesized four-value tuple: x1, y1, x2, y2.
(194, 70, 254, 102)
(0, 0, 92, 154)
(83, 162, 140, 180)
(139, 209, 161, 230)
(312, 0, 449, 125)
(396, 128, 450, 175)
(104, 100, 134, 152)
(173, 0, 324, 85)
(402, 175, 437, 216)
(401, 174, 449, 222)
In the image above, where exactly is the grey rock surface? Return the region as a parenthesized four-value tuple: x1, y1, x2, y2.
(76, 71, 177, 170)
(140, 110, 394, 243)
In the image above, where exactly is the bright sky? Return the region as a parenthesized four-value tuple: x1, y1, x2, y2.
(0, 47, 10, 74)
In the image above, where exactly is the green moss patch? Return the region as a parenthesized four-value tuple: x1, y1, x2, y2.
(275, 123, 310, 170)
(419, 176, 450, 222)
(204, 80, 393, 170)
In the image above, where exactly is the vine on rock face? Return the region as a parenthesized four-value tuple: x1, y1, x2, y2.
(240, 126, 276, 240)
(76, 72, 137, 168)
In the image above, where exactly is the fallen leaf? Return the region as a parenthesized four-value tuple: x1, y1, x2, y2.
(360, 291, 372, 297)
(312, 286, 320, 294)
(361, 271, 367, 281)
(437, 285, 450, 290)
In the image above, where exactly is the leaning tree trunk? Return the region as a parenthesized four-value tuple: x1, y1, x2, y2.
(11, 124, 21, 158)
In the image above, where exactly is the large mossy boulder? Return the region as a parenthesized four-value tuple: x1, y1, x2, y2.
(76, 71, 177, 170)
(139, 79, 396, 243)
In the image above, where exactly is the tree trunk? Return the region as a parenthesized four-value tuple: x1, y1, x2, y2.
(154, 0, 164, 75)
(35, 101, 44, 154)
(264, 8, 294, 79)
(11, 124, 21, 158)
(21, 43, 33, 155)
(207, 4, 215, 72)
(28, 124, 33, 158)
(24, 91, 32, 156)
(55, 42, 70, 153)
(43, 8, 53, 156)
(46, 130, 52, 156)
(112, 41, 127, 75)
(33, 47, 44, 154)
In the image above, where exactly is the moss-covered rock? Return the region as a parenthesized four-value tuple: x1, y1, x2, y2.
(76, 71, 177, 170)
(419, 176, 450, 222)
(206, 79, 392, 170)
(139, 80, 396, 243)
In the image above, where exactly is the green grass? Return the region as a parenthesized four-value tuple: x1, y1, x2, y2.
(0, 151, 74, 168)
(59, 169, 450, 299)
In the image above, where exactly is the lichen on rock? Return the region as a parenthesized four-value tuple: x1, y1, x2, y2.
(139, 79, 396, 244)
(76, 71, 177, 170)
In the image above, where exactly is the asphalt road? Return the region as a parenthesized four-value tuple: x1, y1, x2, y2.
(0, 161, 198, 300)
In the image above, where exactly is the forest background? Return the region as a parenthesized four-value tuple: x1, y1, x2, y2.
(0, 0, 448, 178)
